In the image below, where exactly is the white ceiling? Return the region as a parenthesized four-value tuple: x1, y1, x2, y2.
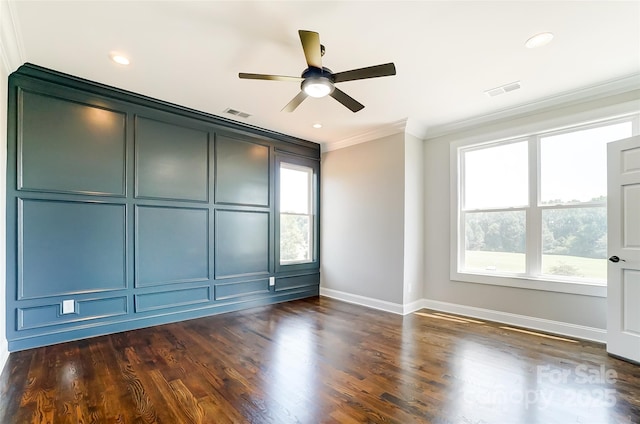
(8, 1, 640, 147)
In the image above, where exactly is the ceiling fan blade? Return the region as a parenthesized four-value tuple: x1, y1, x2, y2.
(282, 91, 308, 112)
(333, 63, 396, 83)
(299, 30, 322, 69)
(330, 87, 364, 113)
(239, 73, 303, 82)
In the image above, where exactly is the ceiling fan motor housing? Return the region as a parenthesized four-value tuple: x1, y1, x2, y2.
(301, 67, 335, 97)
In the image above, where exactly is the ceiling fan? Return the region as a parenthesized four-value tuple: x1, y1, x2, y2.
(239, 30, 396, 113)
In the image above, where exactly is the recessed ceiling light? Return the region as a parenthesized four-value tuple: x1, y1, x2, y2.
(525, 32, 554, 49)
(312, 123, 322, 129)
(110, 53, 130, 65)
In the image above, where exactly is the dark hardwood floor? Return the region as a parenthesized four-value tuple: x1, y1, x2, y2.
(0, 297, 639, 423)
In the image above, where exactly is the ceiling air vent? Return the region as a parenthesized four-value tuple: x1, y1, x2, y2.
(484, 81, 521, 97)
(223, 108, 251, 119)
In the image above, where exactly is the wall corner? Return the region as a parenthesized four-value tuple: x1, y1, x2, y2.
(0, 0, 17, 373)
(402, 130, 426, 304)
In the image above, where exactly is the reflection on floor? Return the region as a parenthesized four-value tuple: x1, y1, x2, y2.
(0, 296, 638, 423)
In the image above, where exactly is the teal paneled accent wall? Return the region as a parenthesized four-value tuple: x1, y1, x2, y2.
(6, 64, 320, 351)
(215, 210, 270, 278)
(135, 206, 210, 286)
(135, 117, 210, 202)
(19, 91, 127, 196)
(19, 200, 127, 298)
(215, 136, 270, 206)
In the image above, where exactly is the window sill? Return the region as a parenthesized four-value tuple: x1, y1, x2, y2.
(275, 260, 319, 274)
(451, 270, 606, 297)
(280, 260, 314, 266)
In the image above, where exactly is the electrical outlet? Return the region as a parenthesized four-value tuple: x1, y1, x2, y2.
(269, 277, 275, 287)
(62, 299, 75, 314)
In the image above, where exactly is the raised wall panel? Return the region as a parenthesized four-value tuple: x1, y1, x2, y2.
(19, 199, 127, 299)
(135, 286, 211, 312)
(215, 210, 269, 278)
(18, 90, 126, 196)
(135, 117, 209, 201)
(275, 273, 320, 292)
(215, 136, 269, 206)
(18, 297, 128, 330)
(136, 206, 209, 286)
(214, 279, 270, 300)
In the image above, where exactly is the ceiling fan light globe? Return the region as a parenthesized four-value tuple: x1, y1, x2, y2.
(302, 77, 334, 98)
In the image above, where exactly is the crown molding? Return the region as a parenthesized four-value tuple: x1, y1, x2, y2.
(0, 0, 25, 73)
(321, 118, 407, 153)
(424, 72, 640, 140)
(322, 74, 639, 152)
(405, 117, 429, 140)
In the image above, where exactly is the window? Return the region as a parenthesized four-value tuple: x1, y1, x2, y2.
(455, 116, 636, 293)
(538, 123, 630, 280)
(463, 140, 528, 274)
(279, 162, 314, 264)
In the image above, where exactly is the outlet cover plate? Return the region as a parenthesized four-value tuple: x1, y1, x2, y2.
(62, 299, 75, 314)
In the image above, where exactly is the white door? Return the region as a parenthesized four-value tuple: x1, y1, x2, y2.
(607, 135, 640, 363)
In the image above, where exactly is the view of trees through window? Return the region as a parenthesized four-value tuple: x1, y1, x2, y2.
(542, 205, 607, 278)
(465, 211, 526, 274)
(464, 206, 607, 279)
(461, 119, 633, 283)
(281, 214, 311, 263)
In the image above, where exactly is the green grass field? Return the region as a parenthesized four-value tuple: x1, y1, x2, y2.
(465, 250, 607, 281)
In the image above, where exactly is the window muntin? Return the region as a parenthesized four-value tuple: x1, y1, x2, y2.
(458, 117, 635, 285)
(279, 162, 314, 264)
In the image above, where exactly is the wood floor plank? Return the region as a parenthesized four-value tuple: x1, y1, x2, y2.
(20, 347, 56, 424)
(85, 338, 128, 422)
(1, 297, 639, 423)
(0, 346, 32, 423)
(109, 333, 161, 424)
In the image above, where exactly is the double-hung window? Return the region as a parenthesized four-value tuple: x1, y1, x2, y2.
(454, 115, 637, 295)
(278, 159, 317, 267)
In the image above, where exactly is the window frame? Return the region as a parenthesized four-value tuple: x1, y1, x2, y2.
(279, 162, 314, 265)
(451, 113, 640, 297)
(275, 153, 320, 273)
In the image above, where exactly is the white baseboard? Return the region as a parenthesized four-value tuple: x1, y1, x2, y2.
(402, 298, 427, 315)
(319, 288, 430, 316)
(421, 299, 606, 343)
(0, 340, 9, 377)
(318, 290, 606, 343)
(320, 288, 405, 315)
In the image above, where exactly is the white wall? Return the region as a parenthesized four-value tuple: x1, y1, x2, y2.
(321, 130, 426, 312)
(0, 12, 8, 375)
(321, 133, 406, 305)
(0, 58, 8, 373)
(424, 90, 640, 331)
(1, 0, 23, 374)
